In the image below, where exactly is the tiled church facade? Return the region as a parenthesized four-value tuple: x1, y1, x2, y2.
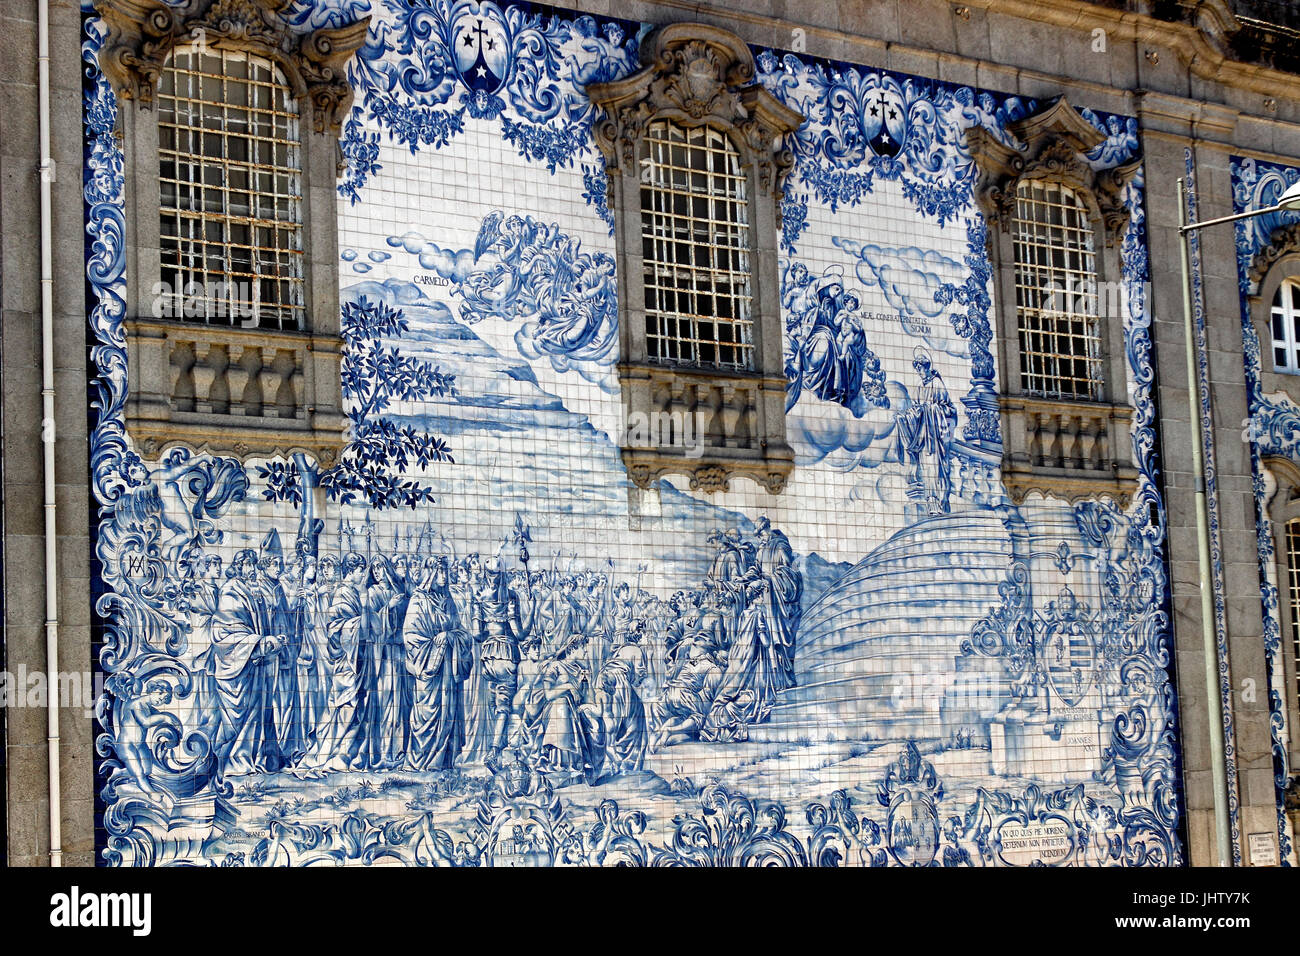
(1, 0, 1298, 866)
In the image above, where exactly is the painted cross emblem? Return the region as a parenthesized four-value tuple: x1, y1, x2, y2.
(454, 15, 508, 94)
(865, 85, 906, 158)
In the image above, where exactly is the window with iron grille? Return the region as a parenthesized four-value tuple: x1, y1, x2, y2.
(1270, 278, 1300, 374)
(1013, 180, 1103, 401)
(639, 121, 754, 371)
(156, 45, 305, 331)
(585, 24, 803, 493)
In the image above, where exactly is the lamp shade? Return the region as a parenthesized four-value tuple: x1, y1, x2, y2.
(1279, 181, 1300, 212)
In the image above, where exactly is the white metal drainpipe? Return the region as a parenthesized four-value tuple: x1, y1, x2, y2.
(38, 0, 62, 867)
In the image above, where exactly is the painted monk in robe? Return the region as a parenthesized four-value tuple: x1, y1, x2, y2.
(210, 549, 283, 775)
(894, 347, 958, 516)
(713, 574, 779, 727)
(752, 517, 803, 693)
(259, 529, 304, 765)
(360, 555, 410, 770)
(294, 552, 368, 776)
(402, 557, 473, 770)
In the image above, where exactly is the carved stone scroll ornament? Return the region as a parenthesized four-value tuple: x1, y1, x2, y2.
(966, 97, 1139, 248)
(1249, 222, 1300, 294)
(625, 459, 789, 496)
(586, 23, 803, 202)
(94, 0, 370, 133)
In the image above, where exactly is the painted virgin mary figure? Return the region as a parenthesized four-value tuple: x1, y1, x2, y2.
(798, 269, 849, 405)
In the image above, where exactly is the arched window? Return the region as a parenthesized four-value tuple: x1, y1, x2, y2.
(639, 121, 753, 370)
(1269, 277, 1300, 374)
(1250, 239, 1300, 798)
(966, 97, 1140, 505)
(1013, 180, 1103, 401)
(96, 0, 369, 463)
(586, 24, 804, 494)
(157, 45, 305, 330)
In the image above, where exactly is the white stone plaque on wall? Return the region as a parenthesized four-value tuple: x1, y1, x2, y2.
(996, 819, 1074, 866)
(1247, 831, 1278, 867)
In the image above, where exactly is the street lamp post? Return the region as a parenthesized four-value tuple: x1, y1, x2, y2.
(1177, 176, 1300, 868)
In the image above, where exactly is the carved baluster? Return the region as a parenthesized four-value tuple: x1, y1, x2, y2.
(667, 378, 688, 448)
(705, 384, 724, 447)
(1037, 412, 1050, 468)
(288, 349, 305, 418)
(269, 349, 296, 417)
(225, 344, 251, 416)
(1078, 413, 1099, 469)
(719, 383, 741, 448)
(170, 339, 196, 413)
(1038, 411, 1057, 467)
(260, 346, 280, 418)
(193, 342, 218, 414)
(1061, 414, 1080, 469)
(1095, 416, 1111, 471)
(740, 388, 757, 449)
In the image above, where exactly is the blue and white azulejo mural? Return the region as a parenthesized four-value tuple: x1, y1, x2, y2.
(82, 0, 1184, 865)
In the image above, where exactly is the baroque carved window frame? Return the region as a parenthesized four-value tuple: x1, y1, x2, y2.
(1249, 227, 1300, 382)
(967, 97, 1141, 505)
(94, 0, 369, 464)
(586, 23, 804, 495)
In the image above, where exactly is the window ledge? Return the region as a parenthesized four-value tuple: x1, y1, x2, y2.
(123, 316, 346, 464)
(998, 394, 1138, 505)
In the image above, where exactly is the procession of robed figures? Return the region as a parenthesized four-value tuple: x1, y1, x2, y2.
(154, 515, 803, 791)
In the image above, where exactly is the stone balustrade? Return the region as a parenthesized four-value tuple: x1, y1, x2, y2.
(999, 395, 1138, 505)
(124, 317, 346, 463)
(619, 362, 792, 494)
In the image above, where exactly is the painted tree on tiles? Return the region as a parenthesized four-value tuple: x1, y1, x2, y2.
(259, 296, 457, 512)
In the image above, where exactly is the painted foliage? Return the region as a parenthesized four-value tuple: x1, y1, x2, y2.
(83, 0, 1184, 865)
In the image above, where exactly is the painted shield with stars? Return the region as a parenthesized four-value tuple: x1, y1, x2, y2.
(864, 84, 906, 158)
(452, 13, 509, 95)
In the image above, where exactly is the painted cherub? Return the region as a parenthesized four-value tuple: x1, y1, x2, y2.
(113, 676, 175, 798)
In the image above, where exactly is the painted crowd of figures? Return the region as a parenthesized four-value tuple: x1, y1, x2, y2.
(157, 518, 803, 790)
